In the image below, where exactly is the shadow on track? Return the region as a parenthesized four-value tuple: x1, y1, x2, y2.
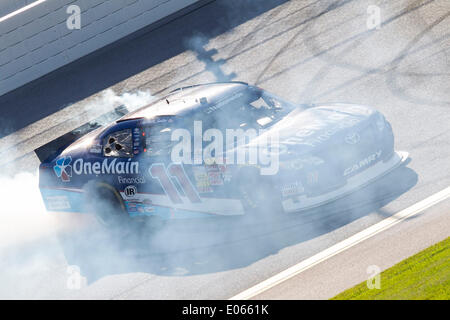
(58, 163, 417, 283)
(0, 0, 290, 138)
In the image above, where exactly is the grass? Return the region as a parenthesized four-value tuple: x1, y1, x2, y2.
(332, 237, 450, 300)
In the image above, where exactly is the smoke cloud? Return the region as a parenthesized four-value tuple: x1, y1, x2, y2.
(0, 0, 433, 299)
(0, 89, 155, 298)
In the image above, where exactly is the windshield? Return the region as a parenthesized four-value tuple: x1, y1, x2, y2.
(141, 87, 295, 158)
(196, 88, 293, 131)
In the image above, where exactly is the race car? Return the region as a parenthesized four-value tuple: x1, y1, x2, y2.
(37, 81, 408, 227)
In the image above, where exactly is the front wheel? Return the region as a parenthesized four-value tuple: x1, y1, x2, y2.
(236, 167, 284, 218)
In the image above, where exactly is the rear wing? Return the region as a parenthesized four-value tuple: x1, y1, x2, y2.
(34, 105, 129, 163)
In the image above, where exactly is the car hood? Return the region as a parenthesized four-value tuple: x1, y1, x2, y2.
(243, 103, 376, 158)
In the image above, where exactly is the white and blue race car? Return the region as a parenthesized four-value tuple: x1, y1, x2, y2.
(37, 82, 408, 228)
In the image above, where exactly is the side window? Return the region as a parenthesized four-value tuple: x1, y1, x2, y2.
(144, 125, 174, 157)
(103, 129, 133, 157)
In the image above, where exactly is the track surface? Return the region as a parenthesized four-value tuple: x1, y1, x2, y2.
(0, 0, 449, 299)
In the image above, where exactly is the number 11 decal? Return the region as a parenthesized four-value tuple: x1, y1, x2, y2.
(149, 163, 201, 204)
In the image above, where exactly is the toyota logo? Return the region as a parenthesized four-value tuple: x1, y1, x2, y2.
(345, 133, 361, 145)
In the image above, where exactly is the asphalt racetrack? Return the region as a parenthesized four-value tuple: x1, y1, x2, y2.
(0, 0, 449, 299)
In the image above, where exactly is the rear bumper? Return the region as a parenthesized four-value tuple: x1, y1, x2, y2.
(282, 151, 409, 213)
(40, 187, 85, 213)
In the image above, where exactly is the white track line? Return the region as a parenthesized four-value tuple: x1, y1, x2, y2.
(229, 186, 450, 300)
(0, 0, 47, 23)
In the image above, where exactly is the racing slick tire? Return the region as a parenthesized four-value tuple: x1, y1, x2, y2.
(84, 182, 166, 235)
(84, 182, 134, 232)
(237, 167, 284, 219)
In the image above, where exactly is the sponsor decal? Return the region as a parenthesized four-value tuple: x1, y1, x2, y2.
(142, 199, 153, 205)
(72, 158, 139, 175)
(144, 206, 155, 213)
(46, 195, 71, 210)
(126, 202, 154, 214)
(281, 181, 305, 197)
(148, 116, 173, 123)
(192, 164, 229, 193)
(205, 164, 227, 186)
(132, 128, 141, 155)
(283, 113, 361, 148)
(89, 144, 102, 154)
(54, 157, 140, 181)
(344, 150, 382, 176)
(287, 157, 324, 170)
(345, 132, 361, 145)
(307, 171, 319, 185)
(192, 166, 213, 193)
(118, 176, 146, 184)
(53, 157, 72, 182)
(124, 185, 137, 198)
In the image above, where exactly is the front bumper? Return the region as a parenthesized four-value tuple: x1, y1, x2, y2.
(281, 151, 409, 213)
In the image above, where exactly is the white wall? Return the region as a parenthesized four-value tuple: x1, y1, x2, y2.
(0, 0, 202, 96)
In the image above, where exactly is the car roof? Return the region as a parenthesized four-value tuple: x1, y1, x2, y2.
(118, 82, 249, 122)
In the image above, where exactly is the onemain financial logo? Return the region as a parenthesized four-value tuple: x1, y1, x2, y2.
(54, 157, 139, 182)
(54, 156, 73, 182)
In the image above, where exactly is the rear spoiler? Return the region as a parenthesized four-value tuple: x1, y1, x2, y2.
(34, 105, 129, 163)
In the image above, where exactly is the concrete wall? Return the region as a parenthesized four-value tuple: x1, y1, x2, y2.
(0, 0, 201, 96)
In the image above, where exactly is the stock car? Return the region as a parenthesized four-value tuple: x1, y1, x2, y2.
(37, 81, 408, 227)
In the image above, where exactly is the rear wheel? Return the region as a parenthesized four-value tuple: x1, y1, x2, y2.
(84, 182, 166, 236)
(84, 182, 132, 231)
